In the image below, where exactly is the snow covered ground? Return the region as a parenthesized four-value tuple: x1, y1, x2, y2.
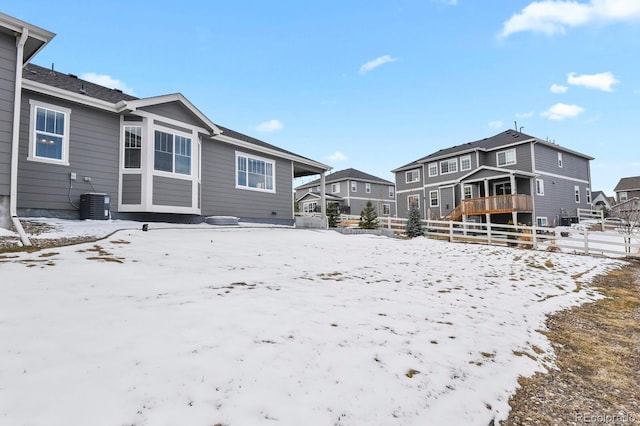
(0, 220, 625, 425)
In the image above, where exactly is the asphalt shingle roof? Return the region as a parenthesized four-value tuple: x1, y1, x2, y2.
(295, 168, 394, 189)
(393, 129, 593, 172)
(614, 176, 640, 191)
(24, 64, 138, 103)
(23, 63, 323, 167)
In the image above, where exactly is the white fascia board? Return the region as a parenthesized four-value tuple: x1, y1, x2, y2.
(22, 79, 119, 112)
(123, 93, 221, 135)
(533, 140, 594, 160)
(416, 147, 480, 165)
(131, 110, 210, 136)
(213, 133, 331, 172)
(534, 170, 590, 184)
(484, 139, 536, 152)
(0, 13, 55, 42)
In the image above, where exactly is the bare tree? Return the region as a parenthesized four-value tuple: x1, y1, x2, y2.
(610, 198, 640, 254)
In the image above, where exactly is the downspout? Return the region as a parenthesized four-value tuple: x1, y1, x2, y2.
(10, 27, 31, 246)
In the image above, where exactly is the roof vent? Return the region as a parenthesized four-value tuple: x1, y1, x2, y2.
(80, 83, 87, 95)
(112, 88, 123, 93)
(68, 73, 78, 79)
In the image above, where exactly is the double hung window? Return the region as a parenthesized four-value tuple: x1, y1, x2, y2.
(29, 100, 71, 165)
(236, 152, 275, 191)
(497, 149, 516, 166)
(154, 130, 192, 175)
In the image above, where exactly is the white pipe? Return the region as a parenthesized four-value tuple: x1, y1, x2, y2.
(10, 27, 31, 246)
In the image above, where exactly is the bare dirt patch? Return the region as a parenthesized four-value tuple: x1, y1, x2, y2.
(502, 262, 640, 425)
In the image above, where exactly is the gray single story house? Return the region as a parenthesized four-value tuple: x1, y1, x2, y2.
(1, 12, 330, 242)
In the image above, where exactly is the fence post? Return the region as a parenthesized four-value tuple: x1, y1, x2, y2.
(449, 221, 454, 242)
(487, 221, 492, 244)
(584, 230, 589, 255)
(532, 225, 538, 250)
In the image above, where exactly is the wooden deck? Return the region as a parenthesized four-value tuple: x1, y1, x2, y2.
(446, 194, 533, 221)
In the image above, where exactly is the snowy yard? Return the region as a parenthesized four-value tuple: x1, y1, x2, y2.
(0, 222, 624, 425)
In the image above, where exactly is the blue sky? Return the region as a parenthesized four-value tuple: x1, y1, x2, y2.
(5, 0, 639, 194)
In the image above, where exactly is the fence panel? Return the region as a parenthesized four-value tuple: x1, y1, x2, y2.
(336, 214, 639, 258)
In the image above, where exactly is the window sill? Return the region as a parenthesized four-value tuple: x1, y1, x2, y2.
(27, 156, 70, 167)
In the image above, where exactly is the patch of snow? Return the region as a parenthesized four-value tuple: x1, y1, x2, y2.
(0, 226, 625, 425)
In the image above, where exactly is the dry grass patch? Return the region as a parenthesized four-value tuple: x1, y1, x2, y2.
(502, 263, 640, 425)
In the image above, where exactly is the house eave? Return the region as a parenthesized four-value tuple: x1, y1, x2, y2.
(0, 12, 55, 64)
(22, 79, 120, 112)
(122, 93, 222, 136)
(213, 133, 331, 172)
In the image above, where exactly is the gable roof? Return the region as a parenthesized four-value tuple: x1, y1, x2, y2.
(614, 176, 640, 192)
(22, 63, 330, 173)
(392, 129, 593, 172)
(295, 168, 394, 190)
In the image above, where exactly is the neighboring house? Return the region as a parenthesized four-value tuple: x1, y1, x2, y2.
(0, 13, 329, 232)
(392, 129, 594, 227)
(591, 190, 615, 211)
(295, 168, 396, 216)
(613, 176, 640, 204)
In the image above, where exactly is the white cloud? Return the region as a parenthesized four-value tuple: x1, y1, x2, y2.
(255, 119, 284, 133)
(328, 151, 348, 162)
(488, 120, 503, 129)
(359, 55, 398, 74)
(516, 111, 535, 119)
(567, 71, 619, 91)
(541, 102, 585, 120)
(80, 73, 134, 95)
(498, 0, 640, 38)
(550, 83, 568, 93)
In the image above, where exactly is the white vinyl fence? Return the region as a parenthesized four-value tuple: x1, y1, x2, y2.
(338, 214, 640, 259)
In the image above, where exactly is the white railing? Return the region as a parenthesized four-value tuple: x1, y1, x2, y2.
(337, 214, 640, 258)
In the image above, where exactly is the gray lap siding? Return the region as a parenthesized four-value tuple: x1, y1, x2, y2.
(152, 176, 192, 207)
(122, 174, 142, 204)
(201, 140, 293, 222)
(0, 34, 16, 195)
(17, 92, 120, 214)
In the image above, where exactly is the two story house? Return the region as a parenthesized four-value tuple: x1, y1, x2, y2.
(613, 176, 640, 204)
(392, 130, 593, 227)
(295, 168, 396, 217)
(0, 12, 330, 237)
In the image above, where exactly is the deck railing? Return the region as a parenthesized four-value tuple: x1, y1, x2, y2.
(460, 194, 533, 216)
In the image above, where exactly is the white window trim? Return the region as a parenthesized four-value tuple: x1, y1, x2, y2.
(365, 183, 371, 193)
(153, 126, 194, 178)
(303, 201, 317, 213)
(439, 158, 458, 175)
(536, 179, 545, 196)
(235, 151, 276, 193)
(388, 186, 395, 197)
(351, 181, 357, 192)
(574, 185, 580, 203)
(331, 182, 341, 193)
(407, 194, 420, 210)
(460, 155, 472, 171)
(558, 152, 563, 168)
(428, 162, 438, 177)
(27, 99, 72, 166)
(382, 203, 390, 215)
(497, 148, 516, 167)
(620, 191, 628, 202)
(463, 185, 473, 199)
(429, 190, 439, 207)
(537, 216, 548, 227)
(406, 169, 420, 183)
(123, 125, 143, 170)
